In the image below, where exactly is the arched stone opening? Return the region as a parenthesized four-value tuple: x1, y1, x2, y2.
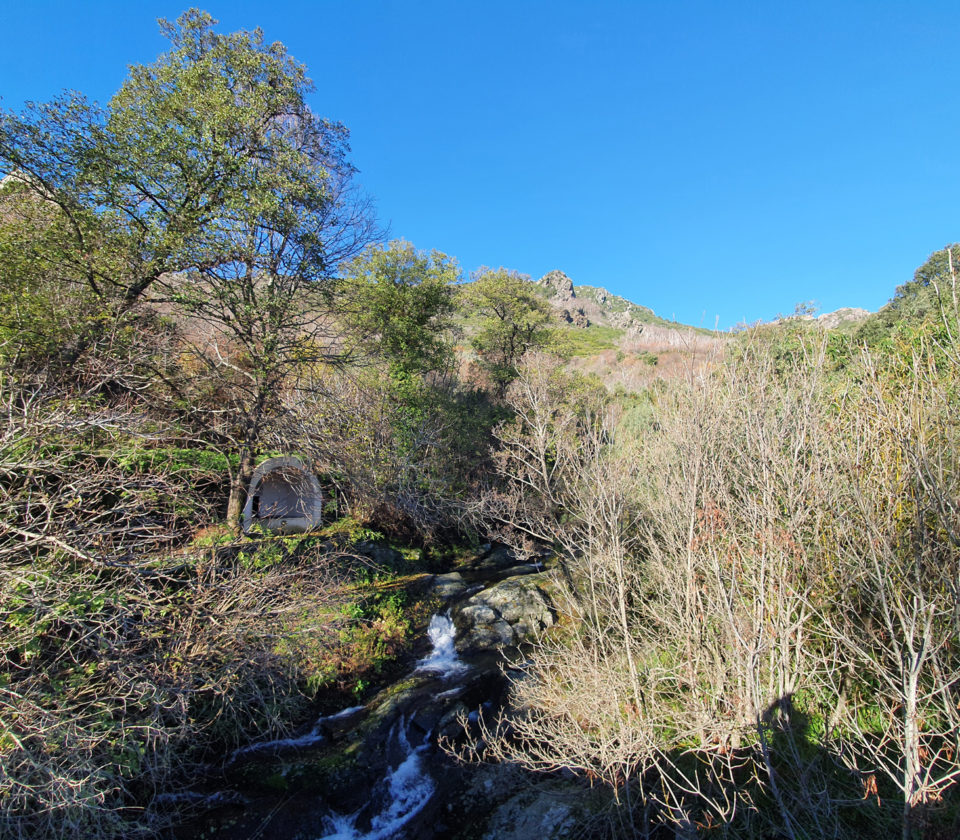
(242, 456, 323, 535)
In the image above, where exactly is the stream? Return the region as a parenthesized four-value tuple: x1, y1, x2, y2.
(316, 615, 469, 840)
(176, 546, 573, 840)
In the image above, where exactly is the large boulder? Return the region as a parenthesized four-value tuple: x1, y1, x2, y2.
(453, 574, 556, 653)
(427, 572, 469, 600)
(480, 782, 583, 840)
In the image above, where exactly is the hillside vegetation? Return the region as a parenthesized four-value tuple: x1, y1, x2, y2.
(1, 11, 959, 840)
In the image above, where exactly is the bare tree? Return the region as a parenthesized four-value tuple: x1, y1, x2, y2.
(465, 337, 880, 838)
(819, 345, 960, 840)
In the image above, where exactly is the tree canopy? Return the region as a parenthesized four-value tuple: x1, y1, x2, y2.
(0, 10, 375, 366)
(0, 10, 378, 527)
(341, 240, 460, 377)
(463, 267, 556, 390)
(856, 243, 960, 345)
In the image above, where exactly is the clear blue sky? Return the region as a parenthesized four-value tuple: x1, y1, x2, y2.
(2, 1, 958, 329)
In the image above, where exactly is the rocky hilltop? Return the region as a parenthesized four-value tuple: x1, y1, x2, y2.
(538, 269, 872, 338)
(536, 269, 710, 338)
(537, 270, 590, 327)
(777, 306, 872, 331)
(816, 307, 871, 329)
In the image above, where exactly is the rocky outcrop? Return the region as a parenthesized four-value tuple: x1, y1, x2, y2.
(453, 573, 556, 653)
(182, 543, 568, 840)
(561, 306, 590, 328)
(818, 307, 870, 329)
(479, 779, 585, 840)
(538, 269, 576, 303)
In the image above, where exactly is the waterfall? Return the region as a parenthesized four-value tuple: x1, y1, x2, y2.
(415, 613, 468, 678)
(317, 613, 468, 839)
(316, 720, 434, 840)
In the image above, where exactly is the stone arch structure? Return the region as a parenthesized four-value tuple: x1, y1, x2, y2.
(242, 456, 323, 535)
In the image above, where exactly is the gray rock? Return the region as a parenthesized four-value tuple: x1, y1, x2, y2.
(818, 307, 871, 329)
(354, 540, 404, 568)
(560, 306, 590, 327)
(470, 543, 517, 574)
(454, 574, 556, 653)
(429, 572, 468, 599)
(537, 269, 576, 302)
(481, 781, 583, 840)
(436, 702, 469, 740)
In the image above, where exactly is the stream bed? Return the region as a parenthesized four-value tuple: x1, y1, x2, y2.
(174, 545, 592, 840)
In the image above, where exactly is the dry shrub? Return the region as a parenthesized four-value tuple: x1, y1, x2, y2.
(472, 330, 960, 839)
(0, 385, 350, 839)
(279, 366, 495, 539)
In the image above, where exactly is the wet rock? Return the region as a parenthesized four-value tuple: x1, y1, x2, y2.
(317, 705, 367, 740)
(453, 574, 556, 654)
(428, 572, 468, 599)
(464, 543, 518, 576)
(497, 563, 546, 579)
(436, 702, 469, 740)
(481, 782, 583, 840)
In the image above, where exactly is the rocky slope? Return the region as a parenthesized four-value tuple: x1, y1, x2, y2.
(536, 269, 714, 338)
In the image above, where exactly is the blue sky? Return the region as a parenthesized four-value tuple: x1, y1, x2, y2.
(2, 1, 958, 329)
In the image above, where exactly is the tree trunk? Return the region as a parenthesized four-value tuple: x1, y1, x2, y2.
(902, 672, 921, 840)
(225, 387, 270, 532)
(226, 447, 255, 533)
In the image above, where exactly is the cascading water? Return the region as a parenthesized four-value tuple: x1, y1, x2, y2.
(415, 613, 469, 678)
(317, 613, 466, 840)
(227, 705, 365, 764)
(317, 719, 434, 840)
(178, 541, 556, 840)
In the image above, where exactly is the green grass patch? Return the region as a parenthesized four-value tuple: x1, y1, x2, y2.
(114, 445, 235, 475)
(556, 324, 625, 356)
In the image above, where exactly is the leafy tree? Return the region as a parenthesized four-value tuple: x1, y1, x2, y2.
(0, 10, 377, 526)
(341, 240, 460, 378)
(857, 244, 960, 345)
(0, 11, 372, 335)
(463, 266, 556, 391)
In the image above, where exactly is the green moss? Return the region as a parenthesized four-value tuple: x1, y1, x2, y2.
(319, 516, 385, 543)
(114, 445, 235, 475)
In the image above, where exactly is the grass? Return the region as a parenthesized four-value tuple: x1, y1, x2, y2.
(556, 324, 625, 356)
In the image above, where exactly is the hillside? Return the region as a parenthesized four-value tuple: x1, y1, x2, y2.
(4, 12, 960, 840)
(534, 268, 717, 335)
(855, 244, 959, 344)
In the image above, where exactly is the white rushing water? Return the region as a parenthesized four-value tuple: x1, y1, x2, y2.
(415, 613, 469, 678)
(316, 615, 469, 839)
(229, 706, 366, 764)
(316, 720, 434, 840)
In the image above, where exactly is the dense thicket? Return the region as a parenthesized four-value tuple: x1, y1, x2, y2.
(0, 13, 498, 839)
(475, 311, 960, 839)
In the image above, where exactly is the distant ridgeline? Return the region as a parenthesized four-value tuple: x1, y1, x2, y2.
(535, 268, 706, 332)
